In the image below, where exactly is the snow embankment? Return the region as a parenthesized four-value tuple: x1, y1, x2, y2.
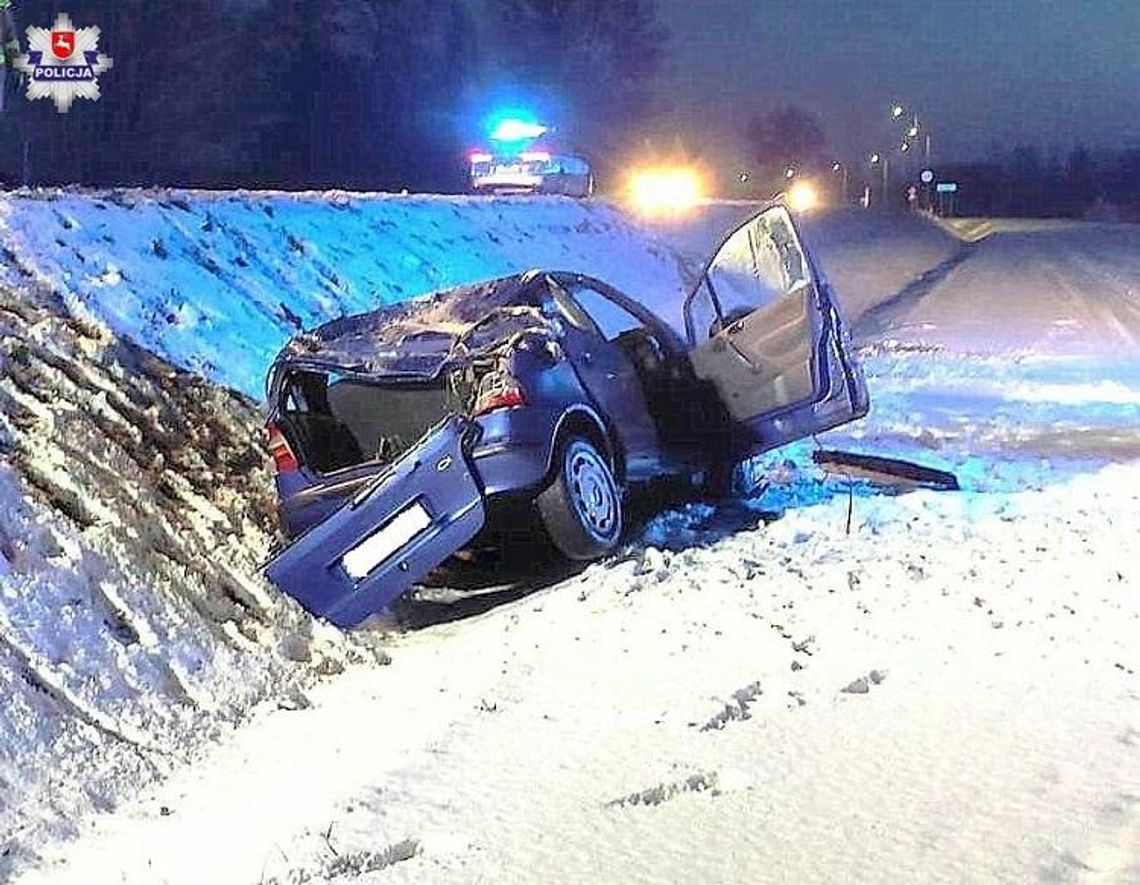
(0, 191, 691, 398)
(0, 281, 383, 874)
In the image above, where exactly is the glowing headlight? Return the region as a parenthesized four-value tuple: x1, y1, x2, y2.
(787, 180, 820, 213)
(628, 168, 703, 214)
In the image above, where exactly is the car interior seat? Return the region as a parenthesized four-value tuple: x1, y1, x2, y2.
(614, 327, 664, 380)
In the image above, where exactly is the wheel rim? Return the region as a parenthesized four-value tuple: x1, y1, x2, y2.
(565, 442, 618, 542)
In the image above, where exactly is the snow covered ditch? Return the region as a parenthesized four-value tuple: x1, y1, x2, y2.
(0, 280, 388, 873)
(0, 190, 968, 874)
(0, 191, 680, 871)
(3, 188, 1138, 882)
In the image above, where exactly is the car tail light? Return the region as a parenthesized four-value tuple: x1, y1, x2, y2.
(471, 371, 527, 417)
(266, 423, 299, 474)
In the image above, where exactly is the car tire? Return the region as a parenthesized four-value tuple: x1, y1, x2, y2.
(537, 437, 622, 560)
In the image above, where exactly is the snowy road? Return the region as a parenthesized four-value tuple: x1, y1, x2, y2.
(16, 216, 1140, 884)
(858, 220, 1140, 356)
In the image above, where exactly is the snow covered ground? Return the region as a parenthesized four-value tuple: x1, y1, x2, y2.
(2, 193, 1138, 883)
(19, 465, 1140, 885)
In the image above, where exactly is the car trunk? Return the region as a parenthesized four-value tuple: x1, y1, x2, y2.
(275, 368, 475, 476)
(265, 414, 487, 627)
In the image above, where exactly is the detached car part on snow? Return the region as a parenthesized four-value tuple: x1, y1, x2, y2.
(263, 205, 869, 627)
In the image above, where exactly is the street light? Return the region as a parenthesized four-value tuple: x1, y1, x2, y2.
(890, 102, 933, 165)
(831, 161, 849, 203)
(905, 117, 932, 164)
(869, 152, 889, 206)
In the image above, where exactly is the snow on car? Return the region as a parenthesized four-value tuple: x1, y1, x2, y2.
(263, 205, 869, 626)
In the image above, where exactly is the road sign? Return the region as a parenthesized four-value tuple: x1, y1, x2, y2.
(936, 182, 958, 193)
(920, 169, 934, 184)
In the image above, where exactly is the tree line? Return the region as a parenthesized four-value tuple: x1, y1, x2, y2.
(931, 144, 1140, 219)
(0, 0, 669, 190)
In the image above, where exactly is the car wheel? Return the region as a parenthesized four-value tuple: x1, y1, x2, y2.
(537, 437, 622, 560)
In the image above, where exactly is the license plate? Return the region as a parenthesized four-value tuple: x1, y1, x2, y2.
(341, 501, 432, 580)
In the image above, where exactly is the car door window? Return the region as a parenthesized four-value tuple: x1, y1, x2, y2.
(571, 285, 643, 341)
(547, 279, 595, 332)
(685, 211, 815, 343)
(704, 211, 812, 328)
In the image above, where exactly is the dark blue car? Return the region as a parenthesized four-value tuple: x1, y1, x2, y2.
(264, 205, 869, 627)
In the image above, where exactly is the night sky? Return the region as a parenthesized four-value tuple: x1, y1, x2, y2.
(653, 0, 1140, 166)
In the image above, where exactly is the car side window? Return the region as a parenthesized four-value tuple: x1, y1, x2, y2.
(705, 222, 784, 319)
(695, 208, 815, 341)
(546, 279, 595, 331)
(571, 286, 643, 342)
(560, 155, 589, 176)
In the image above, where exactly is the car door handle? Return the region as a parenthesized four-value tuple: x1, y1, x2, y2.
(605, 372, 617, 380)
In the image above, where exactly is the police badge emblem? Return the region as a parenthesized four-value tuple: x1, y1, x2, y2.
(13, 12, 113, 113)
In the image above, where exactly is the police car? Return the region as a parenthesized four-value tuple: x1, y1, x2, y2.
(469, 149, 594, 197)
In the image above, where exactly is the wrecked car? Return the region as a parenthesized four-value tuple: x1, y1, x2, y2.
(263, 205, 869, 627)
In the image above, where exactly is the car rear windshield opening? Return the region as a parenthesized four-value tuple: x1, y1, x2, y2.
(276, 370, 467, 474)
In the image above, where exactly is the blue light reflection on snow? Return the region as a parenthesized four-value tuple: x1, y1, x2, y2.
(642, 350, 1140, 550)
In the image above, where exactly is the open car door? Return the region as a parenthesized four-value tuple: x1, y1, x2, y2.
(682, 205, 869, 454)
(265, 416, 486, 628)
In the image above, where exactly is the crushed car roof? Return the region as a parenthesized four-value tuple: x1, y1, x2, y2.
(275, 274, 553, 377)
